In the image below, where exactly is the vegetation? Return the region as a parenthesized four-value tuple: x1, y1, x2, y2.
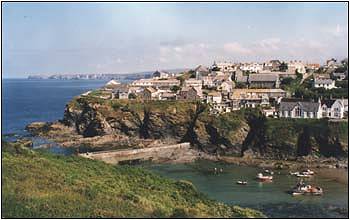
(2, 141, 265, 218)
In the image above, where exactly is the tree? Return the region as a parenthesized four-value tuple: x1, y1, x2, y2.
(281, 77, 294, 86)
(279, 62, 288, 72)
(170, 85, 181, 93)
(128, 93, 137, 99)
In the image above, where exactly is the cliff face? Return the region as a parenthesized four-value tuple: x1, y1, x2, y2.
(61, 97, 249, 155)
(59, 96, 348, 159)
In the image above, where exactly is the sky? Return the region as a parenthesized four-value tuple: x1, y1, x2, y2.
(2, 2, 349, 78)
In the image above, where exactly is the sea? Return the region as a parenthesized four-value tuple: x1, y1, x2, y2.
(2, 78, 349, 218)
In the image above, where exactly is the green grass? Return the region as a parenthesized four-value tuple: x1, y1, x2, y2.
(2, 142, 265, 218)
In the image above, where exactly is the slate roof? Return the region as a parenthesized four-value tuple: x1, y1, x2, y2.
(279, 99, 320, 112)
(194, 65, 209, 72)
(112, 84, 129, 93)
(321, 99, 336, 108)
(248, 74, 278, 82)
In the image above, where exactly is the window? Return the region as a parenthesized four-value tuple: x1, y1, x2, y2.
(295, 106, 302, 117)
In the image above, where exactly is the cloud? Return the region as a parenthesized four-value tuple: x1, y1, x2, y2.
(322, 24, 348, 37)
(223, 42, 252, 55)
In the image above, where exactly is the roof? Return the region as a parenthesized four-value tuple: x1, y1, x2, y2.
(236, 75, 248, 83)
(194, 65, 209, 72)
(248, 74, 278, 82)
(144, 87, 157, 93)
(231, 89, 286, 99)
(321, 99, 336, 108)
(314, 78, 334, 84)
(106, 80, 121, 86)
(279, 99, 320, 112)
(112, 84, 129, 93)
(332, 72, 346, 76)
(207, 92, 221, 97)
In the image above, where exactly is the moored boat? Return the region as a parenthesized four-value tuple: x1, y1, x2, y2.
(256, 173, 273, 181)
(289, 181, 323, 196)
(236, 180, 248, 185)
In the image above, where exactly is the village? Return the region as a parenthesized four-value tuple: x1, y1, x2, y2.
(86, 58, 349, 119)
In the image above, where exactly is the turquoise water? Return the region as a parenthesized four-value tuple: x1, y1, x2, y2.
(141, 160, 348, 218)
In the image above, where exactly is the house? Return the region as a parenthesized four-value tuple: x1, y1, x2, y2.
(288, 60, 306, 74)
(206, 92, 222, 104)
(313, 78, 336, 90)
(159, 92, 176, 101)
(219, 81, 234, 93)
(264, 60, 281, 71)
(112, 85, 130, 99)
(184, 79, 202, 88)
(212, 61, 235, 72)
(131, 78, 180, 88)
(240, 62, 263, 73)
(326, 58, 337, 67)
(142, 87, 159, 100)
(262, 107, 277, 117)
(230, 89, 287, 102)
(202, 76, 215, 88)
(178, 86, 200, 101)
(331, 72, 346, 81)
(213, 74, 232, 87)
(152, 70, 170, 79)
(278, 99, 322, 119)
(248, 73, 280, 88)
(194, 65, 210, 80)
(321, 99, 346, 119)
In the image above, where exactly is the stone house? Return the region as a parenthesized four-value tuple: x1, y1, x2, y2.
(178, 86, 200, 101)
(206, 92, 222, 104)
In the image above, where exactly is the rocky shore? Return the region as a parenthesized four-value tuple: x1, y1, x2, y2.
(25, 96, 348, 169)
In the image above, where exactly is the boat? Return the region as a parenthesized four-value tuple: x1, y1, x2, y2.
(264, 169, 274, 175)
(289, 181, 323, 196)
(301, 169, 315, 175)
(289, 171, 300, 176)
(256, 173, 273, 181)
(296, 173, 311, 178)
(236, 181, 248, 185)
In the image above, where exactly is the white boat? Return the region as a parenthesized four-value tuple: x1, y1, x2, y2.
(301, 169, 315, 175)
(290, 171, 300, 176)
(296, 173, 311, 178)
(256, 173, 273, 181)
(236, 181, 248, 185)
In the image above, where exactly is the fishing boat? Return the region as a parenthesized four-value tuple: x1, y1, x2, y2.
(289, 181, 323, 196)
(256, 173, 273, 181)
(236, 181, 248, 185)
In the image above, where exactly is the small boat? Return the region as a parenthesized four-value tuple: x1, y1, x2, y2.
(264, 169, 274, 175)
(296, 173, 311, 178)
(256, 173, 273, 181)
(289, 171, 300, 176)
(236, 181, 248, 185)
(301, 169, 315, 175)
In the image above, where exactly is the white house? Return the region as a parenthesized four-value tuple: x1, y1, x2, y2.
(279, 99, 322, 119)
(313, 78, 336, 90)
(206, 92, 222, 104)
(321, 99, 346, 119)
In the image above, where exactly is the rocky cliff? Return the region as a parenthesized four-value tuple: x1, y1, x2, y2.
(54, 96, 348, 159)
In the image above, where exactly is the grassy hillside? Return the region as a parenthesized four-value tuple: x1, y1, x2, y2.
(2, 142, 265, 218)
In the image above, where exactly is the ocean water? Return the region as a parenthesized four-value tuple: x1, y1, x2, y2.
(2, 79, 109, 136)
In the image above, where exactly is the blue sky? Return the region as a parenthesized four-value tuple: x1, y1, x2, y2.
(3, 2, 348, 78)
